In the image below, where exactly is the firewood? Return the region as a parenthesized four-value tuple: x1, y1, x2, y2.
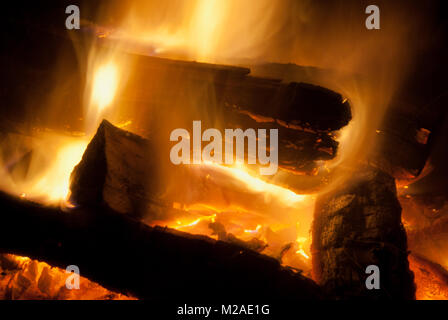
(69, 120, 334, 219)
(311, 166, 415, 299)
(250, 62, 448, 181)
(0, 190, 322, 300)
(119, 51, 351, 131)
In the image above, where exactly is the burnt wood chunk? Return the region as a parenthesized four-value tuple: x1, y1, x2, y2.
(0, 191, 323, 300)
(123, 52, 352, 132)
(69, 120, 161, 218)
(311, 167, 415, 299)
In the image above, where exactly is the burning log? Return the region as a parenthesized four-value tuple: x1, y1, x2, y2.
(0, 18, 352, 180)
(0, 190, 322, 300)
(311, 166, 415, 299)
(69, 119, 158, 219)
(120, 52, 351, 132)
(112, 51, 350, 182)
(69, 120, 324, 219)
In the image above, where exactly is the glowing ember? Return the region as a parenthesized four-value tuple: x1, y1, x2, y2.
(0, 254, 134, 300)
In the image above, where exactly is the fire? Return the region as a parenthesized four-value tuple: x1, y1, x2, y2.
(202, 162, 307, 206)
(0, 254, 133, 300)
(295, 236, 310, 260)
(90, 63, 118, 112)
(0, 133, 88, 205)
(28, 140, 88, 203)
(244, 224, 262, 234)
(161, 163, 315, 271)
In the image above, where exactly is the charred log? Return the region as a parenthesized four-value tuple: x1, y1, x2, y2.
(311, 166, 415, 299)
(0, 190, 322, 300)
(69, 120, 333, 219)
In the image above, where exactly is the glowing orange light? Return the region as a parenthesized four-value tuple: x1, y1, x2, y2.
(244, 225, 262, 234)
(91, 63, 118, 112)
(201, 161, 308, 205)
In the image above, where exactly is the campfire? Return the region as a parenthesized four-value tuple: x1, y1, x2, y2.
(1, 0, 447, 301)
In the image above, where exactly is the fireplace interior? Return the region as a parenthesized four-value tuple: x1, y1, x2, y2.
(0, 0, 447, 301)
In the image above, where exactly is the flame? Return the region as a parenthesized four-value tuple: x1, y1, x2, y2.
(295, 236, 310, 260)
(244, 224, 262, 234)
(27, 140, 88, 203)
(0, 134, 88, 205)
(173, 214, 217, 230)
(90, 63, 118, 113)
(202, 162, 307, 206)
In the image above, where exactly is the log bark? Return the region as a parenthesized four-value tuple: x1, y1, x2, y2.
(0, 190, 322, 300)
(311, 166, 415, 299)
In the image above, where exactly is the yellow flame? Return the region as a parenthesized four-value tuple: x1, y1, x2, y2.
(173, 214, 217, 229)
(244, 224, 262, 234)
(91, 63, 118, 112)
(295, 248, 310, 260)
(202, 161, 307, 205)
(24, 139, 88, 203)
(295, 236, 310, 259)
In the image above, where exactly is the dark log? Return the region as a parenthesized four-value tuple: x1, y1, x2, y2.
(111, 50, 350, 179)
(370, 97, 447, 180)
(0, 190, 322, 300)
(69, 120, 331, 219)
(117, 51, 351, 131)
(250, 62, 448, 180)
(69, 119, 158, 219)
(311, 166, 415, 299)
